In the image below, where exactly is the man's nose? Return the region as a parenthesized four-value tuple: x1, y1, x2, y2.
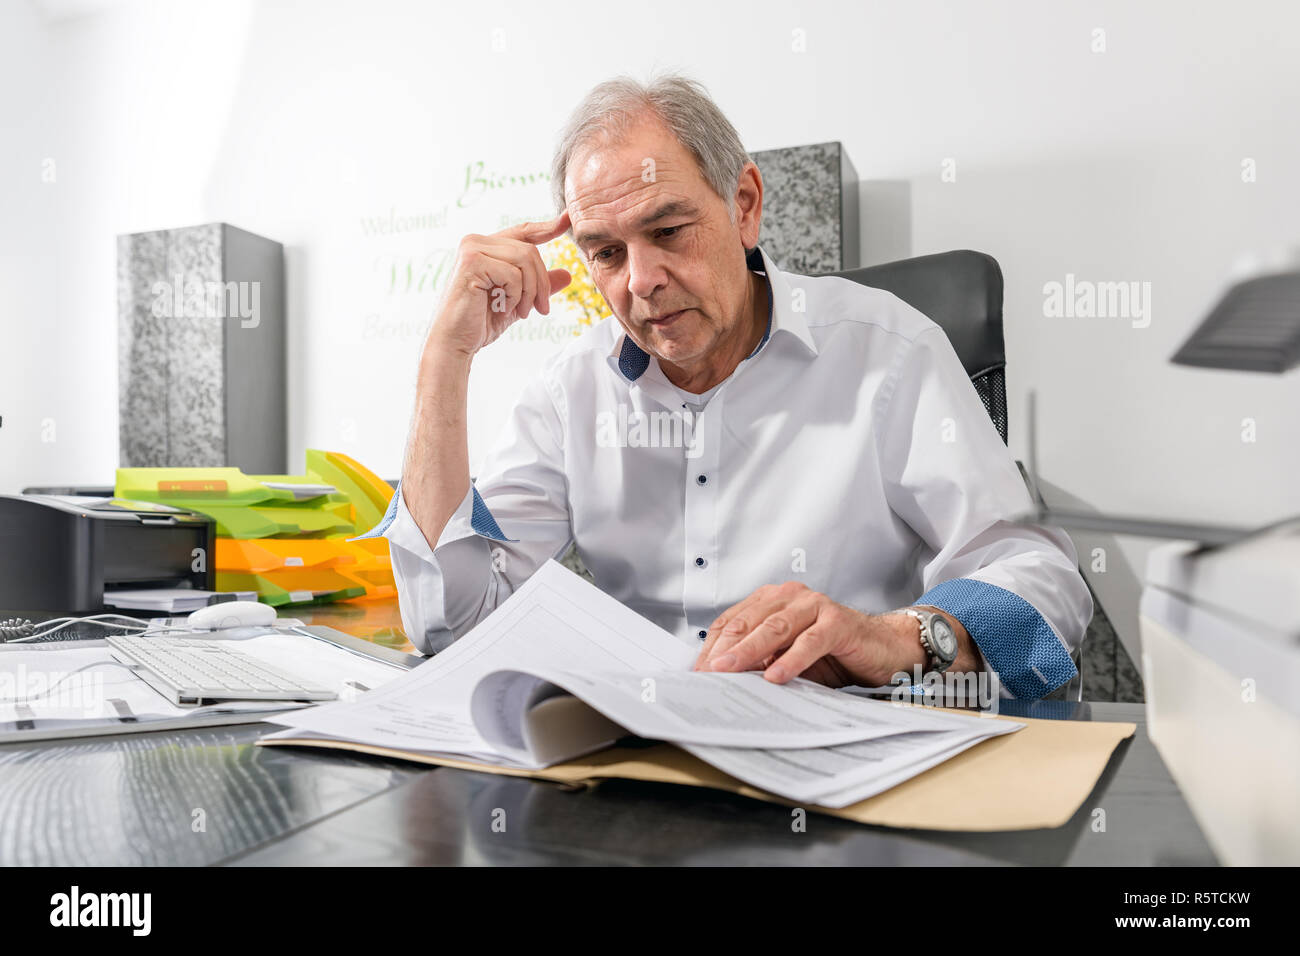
(626, 244, 668, 301)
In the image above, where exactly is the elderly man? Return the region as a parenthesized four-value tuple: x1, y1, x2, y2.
(360, 74, 1092, 700)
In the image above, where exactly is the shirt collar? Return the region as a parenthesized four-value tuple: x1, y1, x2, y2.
(607, 243, 818, 383)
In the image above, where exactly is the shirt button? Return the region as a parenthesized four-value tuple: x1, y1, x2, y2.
(696, 474, 707, 485)
(695, 556, 707, 568)
(698, 629, 707, 640)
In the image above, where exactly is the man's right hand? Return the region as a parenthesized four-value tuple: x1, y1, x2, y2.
(427, 210, 574, 359)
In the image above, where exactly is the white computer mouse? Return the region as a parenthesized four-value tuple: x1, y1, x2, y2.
(187, 600, 278, 631)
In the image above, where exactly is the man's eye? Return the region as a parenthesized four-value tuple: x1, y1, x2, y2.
(594, 247, 617, 262)
(659, 226, 680, 239)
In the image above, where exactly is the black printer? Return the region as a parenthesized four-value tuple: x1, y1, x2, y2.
(0, 495, 215, 613)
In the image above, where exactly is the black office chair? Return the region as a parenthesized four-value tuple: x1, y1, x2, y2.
(827, 251, 1091, 701)
(826, 250, 1009, 443)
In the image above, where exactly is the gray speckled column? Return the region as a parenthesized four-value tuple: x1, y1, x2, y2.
(117, 229, 171, 467)
(117, 223, 286, 472)
(1078, 602, 1147, 702)
(750, 142, 859, 274)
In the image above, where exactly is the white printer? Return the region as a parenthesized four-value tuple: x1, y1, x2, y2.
(1139, 528, 1300, 865)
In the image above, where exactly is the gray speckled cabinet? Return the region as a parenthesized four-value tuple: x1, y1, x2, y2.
(117, 223, 286, 473)
(750, 142, 859, 274)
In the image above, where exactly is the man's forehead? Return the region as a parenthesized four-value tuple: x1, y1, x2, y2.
(569, 176, 690, 221)
(568, 147, 693, 203)
(566, 156, 708, 246)
(568, 121, 704, 196)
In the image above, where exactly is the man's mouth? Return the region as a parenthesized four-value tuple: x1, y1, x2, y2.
(646, 309, 687, 327)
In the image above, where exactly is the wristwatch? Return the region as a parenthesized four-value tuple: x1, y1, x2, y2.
(898, 607, 959, 675)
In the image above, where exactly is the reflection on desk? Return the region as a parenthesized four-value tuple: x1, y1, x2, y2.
(0, 700, 1215, 866)
(279, 597, 415, 654)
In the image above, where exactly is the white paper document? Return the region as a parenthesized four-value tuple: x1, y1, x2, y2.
(470, 665, 999, 750)
(265, 561, 1022, 804)
(264, 558, 699, 763)
(684, 726, 1018, 808)
(0, 628, 406, 743)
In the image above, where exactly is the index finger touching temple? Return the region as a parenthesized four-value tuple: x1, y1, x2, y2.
(509, 209, 571, 245)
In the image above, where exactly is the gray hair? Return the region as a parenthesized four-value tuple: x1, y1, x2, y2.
(550, 73, 751, 220)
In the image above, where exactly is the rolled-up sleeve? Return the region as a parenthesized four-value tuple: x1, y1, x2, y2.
(353, 371, 574, 655)
(875, 324, 1093, 699)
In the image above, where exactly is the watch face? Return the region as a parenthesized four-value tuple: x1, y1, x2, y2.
(932, 618, 957, 658)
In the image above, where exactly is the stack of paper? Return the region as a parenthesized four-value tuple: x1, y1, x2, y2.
(262, 561, 1023, 808)
(103, 587, 259, 612)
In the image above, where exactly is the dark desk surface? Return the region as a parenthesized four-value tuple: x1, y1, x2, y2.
(0, 599, 1217, 865)
(0, 696, 1216, 866)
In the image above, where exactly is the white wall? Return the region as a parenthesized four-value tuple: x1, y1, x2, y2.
(4, 0, 1298, 657)
(0, 0, 60, 491)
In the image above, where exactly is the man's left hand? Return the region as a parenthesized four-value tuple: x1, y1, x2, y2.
(692, 581, 930, 687)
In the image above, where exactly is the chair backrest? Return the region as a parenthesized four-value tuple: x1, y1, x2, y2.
(826, 250, 1008, 443)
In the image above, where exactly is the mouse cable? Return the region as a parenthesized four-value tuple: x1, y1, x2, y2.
(0, 660, 142, 706)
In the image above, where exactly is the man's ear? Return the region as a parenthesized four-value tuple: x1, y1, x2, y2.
(733, 160, 763, 249)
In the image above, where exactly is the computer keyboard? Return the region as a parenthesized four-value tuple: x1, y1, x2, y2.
(106, 634, 338, 706)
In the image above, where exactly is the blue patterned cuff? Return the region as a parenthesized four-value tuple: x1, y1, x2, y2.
(349, 480, 516, 543)
(349, 480, 402, 540)
(468, 485, 514, 542)
(916, 578, 1077, 699)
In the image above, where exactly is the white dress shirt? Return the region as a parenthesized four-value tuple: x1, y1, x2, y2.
(360, 245, 1093, 698)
